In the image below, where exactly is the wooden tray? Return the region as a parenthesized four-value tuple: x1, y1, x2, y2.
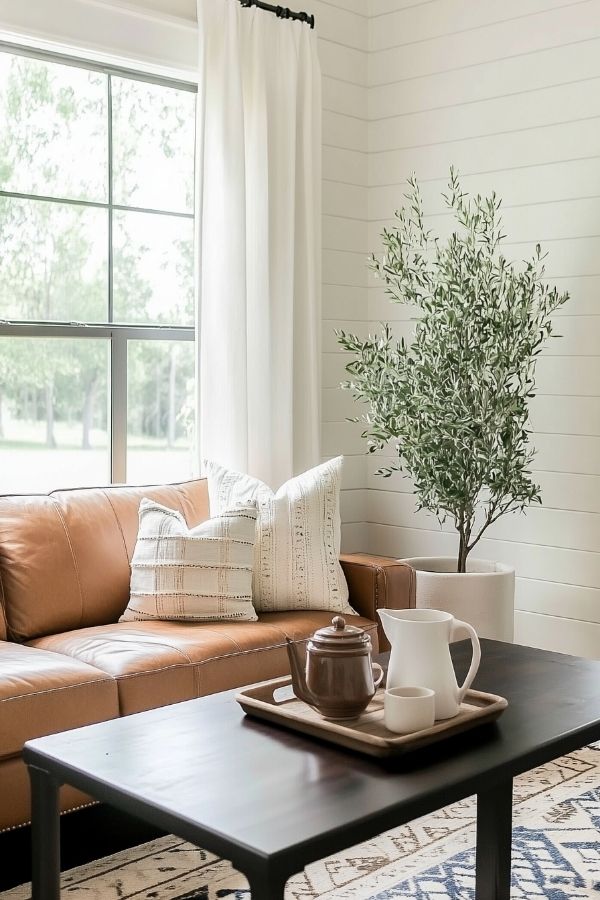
(236, 677, 508, 758)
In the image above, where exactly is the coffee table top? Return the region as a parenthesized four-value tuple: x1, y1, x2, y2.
(24, 640, 600, 873)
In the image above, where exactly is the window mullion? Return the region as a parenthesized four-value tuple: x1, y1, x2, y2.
(110, 331, 127, 484)
(108, 74, 125, 485)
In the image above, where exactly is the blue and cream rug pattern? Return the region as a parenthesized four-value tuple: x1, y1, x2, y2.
(4, 744, 600, 899)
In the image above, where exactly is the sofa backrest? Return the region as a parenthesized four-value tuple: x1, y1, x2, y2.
(0, 480, 210, 643)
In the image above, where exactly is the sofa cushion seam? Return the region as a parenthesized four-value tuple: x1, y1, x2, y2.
(0, 566, 9, 640)
(0, 677, 116, 703)
(115, 626, 378, 680)
(101, 489, 131, 569)
(50, 498, 86, 630)
(43, 636, 196, 665)
(116, 643, 288, 678)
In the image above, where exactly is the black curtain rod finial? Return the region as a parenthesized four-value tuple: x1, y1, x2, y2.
(238, 0, 315, 28)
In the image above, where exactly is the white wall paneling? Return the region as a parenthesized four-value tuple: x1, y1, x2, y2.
(369, 2, 600, 84)
(515, 611, 600, 659)
(365, 0, 600, 658)
(309, 0, 369, 548)
(368, 0, 591, 53)
(322, 285, 368, 321)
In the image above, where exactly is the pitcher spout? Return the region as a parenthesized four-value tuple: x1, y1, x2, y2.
(377, 608, 398, 644)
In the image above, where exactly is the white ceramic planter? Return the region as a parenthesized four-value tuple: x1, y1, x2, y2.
(400, 557, 515, 643)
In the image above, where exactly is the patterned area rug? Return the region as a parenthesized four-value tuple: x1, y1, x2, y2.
(3, 744, 600, 899)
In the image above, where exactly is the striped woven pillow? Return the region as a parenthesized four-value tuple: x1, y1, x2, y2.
(205, 457, 353, 615)
(119, 498, 258, 623)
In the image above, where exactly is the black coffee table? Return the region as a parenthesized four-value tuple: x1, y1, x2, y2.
(24, 640, 600, 900)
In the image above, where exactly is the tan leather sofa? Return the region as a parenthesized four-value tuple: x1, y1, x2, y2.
(0, 478, 415, 832)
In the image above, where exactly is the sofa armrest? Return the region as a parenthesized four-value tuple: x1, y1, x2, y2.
(340, 553, 416, 652)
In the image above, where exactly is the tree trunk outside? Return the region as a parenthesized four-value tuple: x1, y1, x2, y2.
(45, 381, 56, 448)
(167, 346, 178, 448)
(82, 370, 98, 450)
(155, 363, 162, 439)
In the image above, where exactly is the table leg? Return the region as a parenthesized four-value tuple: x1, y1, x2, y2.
(247, 867, 288, 899)
(476, 777, 513, 900)
(29, 764, 61, 900)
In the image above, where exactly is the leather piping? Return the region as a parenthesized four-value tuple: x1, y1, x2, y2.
(101, 489, 131, 567)
(0, 568, 8, 640)
(0, 676, 116, 704)
(50, 498, 86, 630)
(115, 622, 379, 680)
(0, 799, 98, 835)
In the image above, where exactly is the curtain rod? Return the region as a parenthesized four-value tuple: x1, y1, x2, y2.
(239, 0, 315, 29)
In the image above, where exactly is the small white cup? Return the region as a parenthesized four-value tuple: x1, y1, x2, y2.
(384, 686, 435, 734)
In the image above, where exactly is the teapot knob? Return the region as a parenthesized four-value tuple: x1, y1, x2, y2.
(332, 616, 346, 631)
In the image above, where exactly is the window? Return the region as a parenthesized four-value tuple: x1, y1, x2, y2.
(0, 46, 196, 493)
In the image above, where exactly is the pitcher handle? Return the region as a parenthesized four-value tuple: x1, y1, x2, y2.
(451, 618, 481, 703)
(372, 663, 384, 690)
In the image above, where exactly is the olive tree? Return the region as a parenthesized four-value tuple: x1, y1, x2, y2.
(337, 169, 569, 572)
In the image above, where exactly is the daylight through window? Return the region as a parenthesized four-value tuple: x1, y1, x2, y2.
(0, 47, 196, 492)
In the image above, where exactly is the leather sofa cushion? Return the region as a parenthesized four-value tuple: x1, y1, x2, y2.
(0, 642, 119, 761)
(0, 479, 210, 642)
(29, 612, 378, 716)
(0, 755, 93, 833)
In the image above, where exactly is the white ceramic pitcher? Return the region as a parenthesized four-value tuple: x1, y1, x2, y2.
(378, 608, 481, 720)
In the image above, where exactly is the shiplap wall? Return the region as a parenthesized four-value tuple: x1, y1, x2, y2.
(365, 0, 600, 658)
(305, 0, 370, 552)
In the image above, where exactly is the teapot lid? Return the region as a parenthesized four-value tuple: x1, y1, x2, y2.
(311, 615, 371, 649)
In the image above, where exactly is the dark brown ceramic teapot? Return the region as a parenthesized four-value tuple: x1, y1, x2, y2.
(286, 616, 384, 720)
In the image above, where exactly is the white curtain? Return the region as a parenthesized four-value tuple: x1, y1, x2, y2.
(195, 0, 322, 488)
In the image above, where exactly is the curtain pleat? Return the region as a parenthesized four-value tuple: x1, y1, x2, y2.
(195, 0, 321, 487)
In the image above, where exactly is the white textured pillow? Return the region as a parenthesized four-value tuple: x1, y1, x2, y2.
(204, 457, 352, 614)
(120, 499, 258, 623)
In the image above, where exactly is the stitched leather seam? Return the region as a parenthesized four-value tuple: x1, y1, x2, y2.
(0, 799, 99, 835)
(0, 798, 99, 835)
(341, 556, 403, 568)
(185, 628, 244, 654)
(173, 484, 190, 522)
(116, 646, 288, 678)
(115, 627, 378, 679)
(101, 490, 131, 567)
(137, 639, 194, 665)
(0, 567, 9, 640)
(197, 628, 244, 656)
(253, 623, 289, 643)
(194, 624, 377, 664)
(0, 677, 116, 703)
(155, 624, 290, 655)
(71, 636, 196, 665)
(347, 559, 414, 610)
(50, 498, 86, 629)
